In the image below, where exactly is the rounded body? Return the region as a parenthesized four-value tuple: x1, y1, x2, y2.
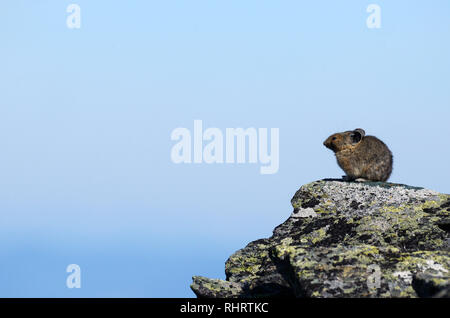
(324, 129, 393, 182)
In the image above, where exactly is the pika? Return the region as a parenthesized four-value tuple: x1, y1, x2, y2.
(323, 128, 393, 182)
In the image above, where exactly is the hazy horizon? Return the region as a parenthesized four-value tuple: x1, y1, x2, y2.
(0, 1, 449, 297)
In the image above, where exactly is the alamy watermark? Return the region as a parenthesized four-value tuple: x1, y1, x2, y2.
(367, 264, 381, 290)
(66, 4, 81, 29)
(366, 4, 381, 29)
(64, 4, 380, 30)
(170, 120, 279, 175)
(66, 264, 81, 289)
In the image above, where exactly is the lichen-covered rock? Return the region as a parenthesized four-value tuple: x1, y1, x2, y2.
(190, 276, 244, 298)
(191, 180, 450, 298)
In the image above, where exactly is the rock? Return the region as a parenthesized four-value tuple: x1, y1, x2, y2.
(191, 179, 450, 298)
(190, 276, 244, 298)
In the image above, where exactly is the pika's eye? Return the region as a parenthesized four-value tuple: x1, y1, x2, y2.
(332, 137, 337, 141)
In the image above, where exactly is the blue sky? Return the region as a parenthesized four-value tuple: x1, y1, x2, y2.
(0, 1, 449, 297)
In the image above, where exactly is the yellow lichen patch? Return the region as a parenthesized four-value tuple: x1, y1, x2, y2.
(361, 245, 380, 256)
(419, 200, 440, 211)
(379, 205, 409, 214)
(273, 238, 302, 259)
(309, 227, 329, 244)
(393, 252, 450, 275)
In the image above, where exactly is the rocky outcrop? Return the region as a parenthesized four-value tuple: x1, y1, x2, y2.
(191, 179, 450, 298)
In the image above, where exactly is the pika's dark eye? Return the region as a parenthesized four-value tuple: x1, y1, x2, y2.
(332, 137, 337, 141)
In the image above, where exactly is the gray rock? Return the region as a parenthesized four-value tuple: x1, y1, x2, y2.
(191, 180, 450, 298)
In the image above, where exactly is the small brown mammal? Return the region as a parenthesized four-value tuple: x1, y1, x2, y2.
(323, 128, 393, 182)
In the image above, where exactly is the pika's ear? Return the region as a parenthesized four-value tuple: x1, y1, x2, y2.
(351, 128, 365, 143)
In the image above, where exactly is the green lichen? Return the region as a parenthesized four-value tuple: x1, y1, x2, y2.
(192, 180, 450, 298)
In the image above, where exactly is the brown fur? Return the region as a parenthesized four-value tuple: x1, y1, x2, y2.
(323, 129, 393, 182)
